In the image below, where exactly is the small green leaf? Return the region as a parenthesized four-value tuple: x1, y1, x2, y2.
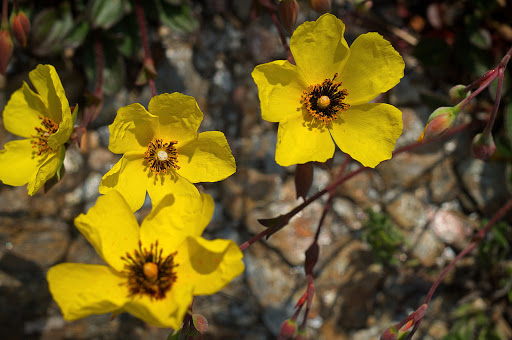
(90, 0, 128, 29)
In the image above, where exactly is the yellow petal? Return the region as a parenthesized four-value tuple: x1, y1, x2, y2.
(3, 83, 48, 138)
(47, 263, 128, 321)
(27, 146, 65, 195)
(28, 64, 70, 124)
(329, 103, 403, 168)
(141, 193, 214, 249)
(99, 153, 148, 212)
(74, 191, 140, 271)
(251, 60, 306, 122)
(175, 236, 244, 296)
(275, 112, 335, 166)
(149, 93, 204, 145)
(146, 172, 199, 208)
(46, 104, 74, 151)
(290, 13, 350, 85)
(177, 131, 236, 183)
(124, 284, 193, 328)
(108, 103, 156, 155)
(339, 32, 405, 106)
(0, 139, 45, 186)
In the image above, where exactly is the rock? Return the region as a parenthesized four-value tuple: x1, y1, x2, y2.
(458, 159, 509, 213)
(387, 192, 428, 230)
(410, 229, 444, 267)
(430, 158, 458, 203)
(244, 242, 301, 335)
(429, 209, 477, 250)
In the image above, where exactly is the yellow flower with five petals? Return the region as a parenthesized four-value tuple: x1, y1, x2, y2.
(0, 64, 76, 194)
(47, 190, 244, 328)
(251, 13, 405, 167)
(99, 92, 236, 212)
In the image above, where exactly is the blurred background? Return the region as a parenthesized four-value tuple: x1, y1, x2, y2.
(1, 0, 512, 339)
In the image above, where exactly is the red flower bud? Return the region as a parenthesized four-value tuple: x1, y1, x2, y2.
(279, 0, 299, 36)
(307, 0, 331, 14)
(417, 106, 459, 142)
(10, 11, 30, 47)
(0, 29, 13, 75)
(278, 319, 298, 339)
(472, 132, 496, 160)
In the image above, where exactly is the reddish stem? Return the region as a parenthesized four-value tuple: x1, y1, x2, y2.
(135, 0, 157, 97)
(239, 123, 471, 251)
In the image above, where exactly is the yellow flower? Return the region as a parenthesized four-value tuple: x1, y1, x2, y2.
(0, 64, 77, 194)
(47, 190, 244, 328)
(251, 14, 405, 168)
(99, 92, 236, 212)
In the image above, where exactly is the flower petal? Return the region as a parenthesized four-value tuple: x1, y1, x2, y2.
(251, 60, 306, 122)
(175, 236, 244, 296)
(290, 13, 350, 84)
(149, 93, 204, 145)
(329, 103, 403, 168)
(47, 263, 128, 321)
(108, 103, 156, 155)
(27, 146, 65, 195)
(0, 139, 45, 186)
(74, 191, 140, 271)
(339, 32, 405, 106)
(275, 112, 335, 166)
(177, 131, 236, 183)
(124, 284, 193, 328)
(141, 193, 214, 249)
(146, 172, 199, 208)
(99, 153, 148, 212)
(3, 83, 48, 138)
(28, 64, 69, 124)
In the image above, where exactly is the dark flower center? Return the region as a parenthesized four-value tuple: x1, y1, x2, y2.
(301, 74, 350, 125)
(32, 115, 59, 155)
(121, 241, 178, 300)
(144, 139, 180, 174)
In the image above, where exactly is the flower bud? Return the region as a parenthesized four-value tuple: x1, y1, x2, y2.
(472, 132, 496, 160)
(354, 0, 373, 13)
(417, 106, 459, 142)
(279, 0, 299, 36)
(278, 318, 298, 339)
(10, 11, 30, 47)
(307, 0, 331, 14)
(448, 84, 469, 105)
(294, 326, 308, 340)
(0, 29, 13, 75)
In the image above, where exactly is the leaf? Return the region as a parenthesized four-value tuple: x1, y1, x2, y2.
(90, 0, 129, 29)
(156, 0, 199, 33)
(30, 3, 75, 56)
(63, 21, 90, 48)
(469, 28, 492, 50)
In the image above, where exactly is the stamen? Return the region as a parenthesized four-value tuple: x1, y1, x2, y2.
(31, 115, 59, 155)
(301, 75, 350, 125)
(121, 240, 179, 300)
(144, 139, 180, 174)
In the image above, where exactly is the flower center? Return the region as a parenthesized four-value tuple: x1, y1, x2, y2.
(144, 139, 180, 174)
(301, 74, 350, 125)
(32, 115, 59, 155)
(121, 241, 178, 300)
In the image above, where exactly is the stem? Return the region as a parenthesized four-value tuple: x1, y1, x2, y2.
(482, 67, 504, 137)
(135, 0, 157, 97)
(424, 198, 512, 305)
(270, 10, 292, 62)
(239, 123, 470, 251)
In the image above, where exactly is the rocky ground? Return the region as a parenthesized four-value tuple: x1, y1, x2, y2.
(1, 1, 511, 339)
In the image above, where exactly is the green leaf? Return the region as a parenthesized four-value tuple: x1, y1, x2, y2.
(90, 0, 129, 29)
(156, 0, 199, 33)
(63, 21, 90, 48)
(469, 28, 492, 50)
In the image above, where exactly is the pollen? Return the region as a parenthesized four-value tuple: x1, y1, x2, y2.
(301, 74, 350, 125)
(31, 115, 59, 155)
(121, 240, 178, 300)
(144, 139, 180, 174)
